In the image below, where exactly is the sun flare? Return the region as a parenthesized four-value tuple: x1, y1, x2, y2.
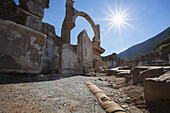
(102, 4, 132, 35)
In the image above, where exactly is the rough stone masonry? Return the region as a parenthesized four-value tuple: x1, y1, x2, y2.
(0, 0, 105, 75)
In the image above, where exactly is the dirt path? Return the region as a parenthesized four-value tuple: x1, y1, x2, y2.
(0, 75, 148, 113)
(0, 76, 108, 113)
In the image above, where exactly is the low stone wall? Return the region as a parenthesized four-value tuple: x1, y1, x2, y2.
(0, 19, 46, 74)
(59, 44, 83, 74)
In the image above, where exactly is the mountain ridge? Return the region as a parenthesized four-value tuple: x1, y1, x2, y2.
(117, 27, 170, 59)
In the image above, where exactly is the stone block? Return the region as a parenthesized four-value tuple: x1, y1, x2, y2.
(131, 66, 150, 84)
(26, 0, 44, 18)
(26, 16, 44, 32)
(0, 0, 25, 25)
(42, 36, 60, 74)
(144, 71, 170, 113)
(34, 0, 50, 9)
(106, 69, 118, 76)
(26, 16, 56, 37)
(136, 68, 165, 84)
(77, 30, 93, 73)
(0, 19, 46, 74)
(19, 0, 50, 9)
(116, 71, 130, 77)
(43, 23, 56, 37)
(59, 44, 83, 74)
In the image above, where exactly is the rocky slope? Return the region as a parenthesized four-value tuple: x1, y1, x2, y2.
(118, 27, 170, 59)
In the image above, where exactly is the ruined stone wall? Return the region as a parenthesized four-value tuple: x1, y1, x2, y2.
(0, 0, 64, 74)
(77, 30, 93, 73)
(17, 0, 63, 74)
(0, 19, 46, 74)
(102, 53, 127, 69)
(0, 0, 25, 25)
(59, 44, 83, 74)
(139, 38, 170, 65)
(0, 0, 105, 74)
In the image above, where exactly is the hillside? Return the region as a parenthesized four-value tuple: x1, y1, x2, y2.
(118, 27, 170, 59)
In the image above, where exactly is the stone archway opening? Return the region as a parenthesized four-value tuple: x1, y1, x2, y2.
(71, 16, 94, 45)
(72, 11, 97, 39)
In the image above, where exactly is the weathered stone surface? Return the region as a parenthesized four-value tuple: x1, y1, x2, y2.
(42, 36, 60, 74)
(106, 67, 130, 77)
(59, 44, 83, 74)
(25, 16, 61, 74)
(26, 16, 56, 37)
(144, 71, 170, 113)
(19, 0, 50, 9)
(119, 66, 132, 70)
(131, 66, 150, 84)
(116, 70, 131, 77)
(106, 67, 119, 76)
(34, 0, 50, 9)
(0, 19, 46, 74)
(131, 66, 170, 84)
(43, 23, 56, 37)
(0, 0, 25, 24)
(93, 45, 105, 71)
(102, 53, 127, 69)
(26, 0, 44, 18)
(77, 30, 93, 73)
(61, 0, 105, 72)
(26, 16, 43, 32)
(17, 7, 42, 20)
(19, 0, 50, 18)
(136, 68, 165, 84)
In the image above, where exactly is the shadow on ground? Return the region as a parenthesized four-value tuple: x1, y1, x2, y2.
(0, 74, 79, 85)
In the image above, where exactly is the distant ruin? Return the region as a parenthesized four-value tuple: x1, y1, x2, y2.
(0, 0, 105, 74)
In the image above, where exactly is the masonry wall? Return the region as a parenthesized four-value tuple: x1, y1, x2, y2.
(0, 19, 46, 74)
(77, 30, 93, 73)
(59, 44, 83, 74)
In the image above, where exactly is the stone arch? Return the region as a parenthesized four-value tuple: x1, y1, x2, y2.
(73, 11, 98, 41)
(61, 0, 101, 45)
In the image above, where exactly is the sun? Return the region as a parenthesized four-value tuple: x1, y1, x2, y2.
(102, 4, 132, 35)
(113, 15, 124, 25)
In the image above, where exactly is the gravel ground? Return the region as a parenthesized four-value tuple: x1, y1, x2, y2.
(100, 75, 149, 113)
(0, 74, 146, 113)
(0, 75, 108, 113)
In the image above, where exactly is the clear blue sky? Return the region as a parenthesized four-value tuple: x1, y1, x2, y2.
(14, 0, 170, 56)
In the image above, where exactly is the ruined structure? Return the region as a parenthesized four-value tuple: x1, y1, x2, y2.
(61, 0, 105, 72)
(102, 53, 127, 69)
(0, 0, 105, 75)
(139, 37, 170, 65)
